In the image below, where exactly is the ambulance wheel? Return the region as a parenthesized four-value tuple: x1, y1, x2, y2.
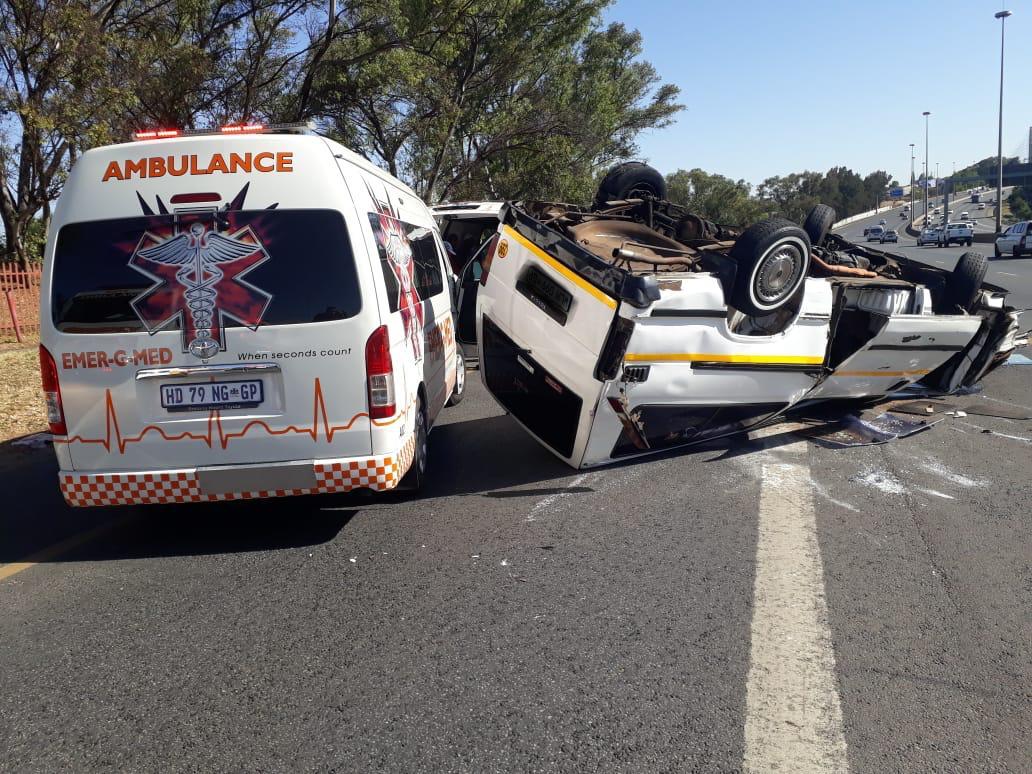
(802, 204, 836, 247)
(729, 218, 811, 316)
(446, 349, 466, 406)
(594, 162, 667, 207)
(946, 251, 987, 312)
(401, 398, 428, 491)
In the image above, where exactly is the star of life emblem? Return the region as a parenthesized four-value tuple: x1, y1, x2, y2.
(128, 218, 272, 358)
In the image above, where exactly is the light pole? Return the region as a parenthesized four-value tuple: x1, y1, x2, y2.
(995, 9, 1012, 234)
(910, 143, 916, 220)
(923, 111, 930, 223)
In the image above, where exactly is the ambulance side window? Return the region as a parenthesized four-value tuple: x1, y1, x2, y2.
(410, 228, 444, 299)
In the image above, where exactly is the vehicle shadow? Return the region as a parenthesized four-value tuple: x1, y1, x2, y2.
(0, 435, 356, 565)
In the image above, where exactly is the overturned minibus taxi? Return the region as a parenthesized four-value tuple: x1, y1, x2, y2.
(40, 124, 462, 506)
(474, 190, 1022, 469)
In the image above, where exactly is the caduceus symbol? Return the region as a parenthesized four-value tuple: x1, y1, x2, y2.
(136, 222, 262, 356)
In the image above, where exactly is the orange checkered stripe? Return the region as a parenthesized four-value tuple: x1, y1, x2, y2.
(59, 451, 407, 508)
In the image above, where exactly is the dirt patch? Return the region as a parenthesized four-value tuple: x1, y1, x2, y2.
(0, 346, 46, 441)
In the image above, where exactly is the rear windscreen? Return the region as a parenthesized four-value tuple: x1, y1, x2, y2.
(51, 209, 361, 334)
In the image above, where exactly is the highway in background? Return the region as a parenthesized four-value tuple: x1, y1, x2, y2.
(834, 187, 1032, 309)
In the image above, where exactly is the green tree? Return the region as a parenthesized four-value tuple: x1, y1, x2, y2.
(315, 1, 681, 203)
(665, 168, 768, 226)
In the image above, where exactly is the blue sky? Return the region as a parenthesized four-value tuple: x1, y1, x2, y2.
(604, 0, 1032, 187)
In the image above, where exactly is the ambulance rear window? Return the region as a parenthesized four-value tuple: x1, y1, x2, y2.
(51, 209, 361, 333)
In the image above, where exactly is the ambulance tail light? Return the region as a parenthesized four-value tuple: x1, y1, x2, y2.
(39, 345, 67, 435)
(365, 325, 396, 419)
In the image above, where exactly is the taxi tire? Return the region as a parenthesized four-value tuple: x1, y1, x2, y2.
(400, 398, 428, 492)
(446, 349, 466, 406)
(994, 244, 1001, 258)
(947, 251, 988, 312)
(729, 218, 811, 316)
(802, 204, 836, 247)
(594, 162, 667, 207)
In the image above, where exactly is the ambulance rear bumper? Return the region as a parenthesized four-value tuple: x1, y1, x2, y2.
(58, 439, 415, 507)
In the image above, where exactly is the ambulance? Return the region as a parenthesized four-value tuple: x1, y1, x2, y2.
(39, 123, 463, 507)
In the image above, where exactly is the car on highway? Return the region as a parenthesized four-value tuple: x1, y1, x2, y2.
(940, 222, 974, 247)
(917, 227, 941, 246)
(469, 164, 1020, 469)
(899, 211, 908, 218)
(866, 226, 885, 242)
(880, 229, 899, 243)
(995, 221, 1031, 258)
(39, 124, 464, 507)
(878, 219, 887, 225)
(960, 212, 969, 220)
(978, 202, 987, 210)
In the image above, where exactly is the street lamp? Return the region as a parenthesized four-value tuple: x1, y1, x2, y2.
(910, 143, 916, 219)
(994, 9, 1012, 233)
(923, 111, 930, 222)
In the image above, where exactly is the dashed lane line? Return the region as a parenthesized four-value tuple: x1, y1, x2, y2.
(744, 442, 850, 774)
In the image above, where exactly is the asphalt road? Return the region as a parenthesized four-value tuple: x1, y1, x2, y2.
(834, 188, 1032, 310)
(2, 344, 1030, 768)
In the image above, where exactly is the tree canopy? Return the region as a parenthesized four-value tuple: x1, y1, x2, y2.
(0, 0, 682, 265)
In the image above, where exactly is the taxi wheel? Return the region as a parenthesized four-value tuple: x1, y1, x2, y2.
(594, 162, 667, 207)
(446, 349, 466, 406)
(729, 218, 811, 316)
(946, 252, 987, 312)
(994, 244, 1001, 258)
(400, 399, 428, 491)
(802, 204, 836, 247)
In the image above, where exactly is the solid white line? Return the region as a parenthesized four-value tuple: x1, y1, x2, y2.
(744, 447, 850, 774)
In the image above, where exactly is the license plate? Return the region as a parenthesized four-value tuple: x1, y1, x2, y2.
(160, 380, 264, 412)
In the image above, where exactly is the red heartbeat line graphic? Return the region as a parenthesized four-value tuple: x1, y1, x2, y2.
(56, 378, 407, 455)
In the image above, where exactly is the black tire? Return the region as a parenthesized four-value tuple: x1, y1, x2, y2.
(994, 244, 1001, 258)
(946, 251, 988, 311)
(967, 240, 973, 247)
(446, 349, 466, 406)
(594, 162, 666, 207)
(802, 204, 836, 247)
(729, 218, 811, 315)
(1014, 246, 1022, 259)
(400, 398, 428, 491)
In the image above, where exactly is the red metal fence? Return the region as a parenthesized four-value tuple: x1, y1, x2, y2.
(0, 263, 42, 343)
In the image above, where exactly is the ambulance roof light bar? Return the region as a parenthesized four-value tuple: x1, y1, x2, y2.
(131, 121, 316, 142)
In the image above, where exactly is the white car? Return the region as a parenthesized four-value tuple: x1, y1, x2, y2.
(995, 221, 1031, 258)
(960, 212, 969, 220)
(472, 186, 1019, 469)
(940, 222, 974, 247)
(978, 202, 987, 210)
(866, 226, 885, 242)
(431, 201, 505, 349)
(39, 125, 463, 506)
(917, 227, 941, 246)
(878, 218, 887, 225)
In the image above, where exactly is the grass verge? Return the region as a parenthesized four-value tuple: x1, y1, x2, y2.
(0, 346, 46, 442)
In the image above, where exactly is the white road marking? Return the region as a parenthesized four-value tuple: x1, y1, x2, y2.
(744, 444, 850, 774)
(921, 459, 987, 488)
(527, 472, 593, 521)
(956, 420, 1032, 444)
(918, 488, 955, 500)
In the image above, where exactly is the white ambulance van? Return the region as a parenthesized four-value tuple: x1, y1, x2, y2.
(40, 123, 462, 507)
